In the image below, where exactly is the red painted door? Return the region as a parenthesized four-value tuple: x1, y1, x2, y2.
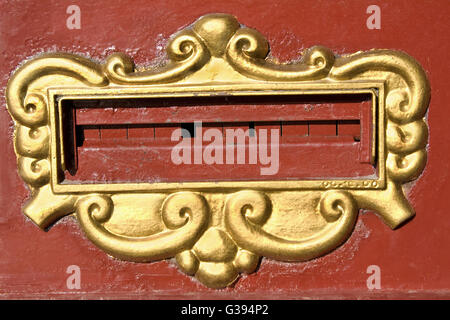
(0, 0, 449, 299)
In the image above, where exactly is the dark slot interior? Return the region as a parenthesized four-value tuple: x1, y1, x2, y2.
(58, 93, 376, 183)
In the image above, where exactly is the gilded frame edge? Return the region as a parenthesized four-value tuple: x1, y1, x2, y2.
(48, 82, 384, 193)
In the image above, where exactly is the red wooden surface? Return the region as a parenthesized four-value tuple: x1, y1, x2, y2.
(0, 0, 449, 299)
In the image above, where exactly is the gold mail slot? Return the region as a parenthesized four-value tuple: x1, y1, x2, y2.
(6, 14, 429, 288)
(51, 86, 380, 193)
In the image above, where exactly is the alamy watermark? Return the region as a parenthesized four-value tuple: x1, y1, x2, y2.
(366, 5, 381, 30)
(66, 264, 81, 290)
(66, 5, 81, 30)
(170, 121, 280, 176)
(366, 264, 381, 290)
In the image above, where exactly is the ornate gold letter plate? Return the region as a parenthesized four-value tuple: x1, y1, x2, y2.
(6, 14, 430, 288)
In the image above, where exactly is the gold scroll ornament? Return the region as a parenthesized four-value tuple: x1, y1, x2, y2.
(5, 14, 430, 288)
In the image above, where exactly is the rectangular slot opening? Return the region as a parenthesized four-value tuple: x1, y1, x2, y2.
(58, 93, 377, 184)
